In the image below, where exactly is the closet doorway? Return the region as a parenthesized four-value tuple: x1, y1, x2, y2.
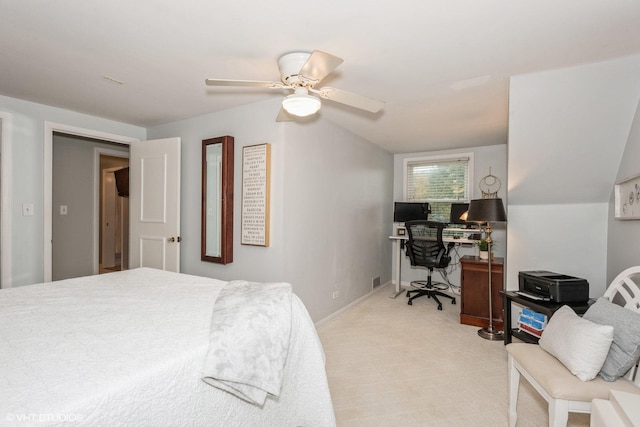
(52, 132, 129, 280)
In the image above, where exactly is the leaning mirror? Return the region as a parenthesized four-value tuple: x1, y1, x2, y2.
(201, 135, 234, 264)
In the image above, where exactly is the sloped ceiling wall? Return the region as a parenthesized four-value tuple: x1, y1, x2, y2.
(506, 54, 640, 295)
(509, 54, 640, 206)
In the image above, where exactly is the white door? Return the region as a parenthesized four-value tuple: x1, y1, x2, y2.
(129, 138, 181, 272)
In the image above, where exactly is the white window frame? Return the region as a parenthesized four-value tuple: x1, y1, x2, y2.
(403, 153, 474, 221)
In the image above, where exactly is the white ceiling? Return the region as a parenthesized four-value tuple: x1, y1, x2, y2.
(2, 1, 640, 154)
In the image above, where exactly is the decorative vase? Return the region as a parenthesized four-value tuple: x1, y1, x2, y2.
(479, 251, 489, 260)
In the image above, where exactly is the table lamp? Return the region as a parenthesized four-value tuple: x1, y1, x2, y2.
(466, 198, 507, 341)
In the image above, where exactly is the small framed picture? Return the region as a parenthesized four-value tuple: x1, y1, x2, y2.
(615, 172, 640, 220)
(397, 227, 406, 236)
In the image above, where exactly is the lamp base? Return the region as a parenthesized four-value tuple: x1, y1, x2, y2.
(478, 326, 504, 341)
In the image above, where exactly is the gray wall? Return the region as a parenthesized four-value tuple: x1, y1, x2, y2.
(507, 54, 640, 296)
(282, 119, 393, 321)
(147, 98, 394, 321)
(607, 96, 640, 281)
(147, 99, 287, 283)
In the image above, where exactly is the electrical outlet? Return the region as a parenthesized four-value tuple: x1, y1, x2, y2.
(332, 290, 340, 299)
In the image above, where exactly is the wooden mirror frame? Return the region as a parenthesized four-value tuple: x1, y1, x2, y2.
(201, 135, 234, 264)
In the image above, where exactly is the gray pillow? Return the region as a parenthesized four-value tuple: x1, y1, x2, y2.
(583, 297, 640, 381)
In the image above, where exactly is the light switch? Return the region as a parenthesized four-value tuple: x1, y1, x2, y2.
(60, 205, 68, 215)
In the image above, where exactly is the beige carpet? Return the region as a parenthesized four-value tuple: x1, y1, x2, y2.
(317, 283, 591, 427)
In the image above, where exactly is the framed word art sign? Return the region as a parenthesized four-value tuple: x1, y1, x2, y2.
(241, 143, 271, 246)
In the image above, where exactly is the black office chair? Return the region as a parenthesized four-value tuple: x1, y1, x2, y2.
(404, 220, 456, 310)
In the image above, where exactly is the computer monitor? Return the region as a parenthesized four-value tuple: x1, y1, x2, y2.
(449, 202, 469, 225)
(393, 202, 430, 223)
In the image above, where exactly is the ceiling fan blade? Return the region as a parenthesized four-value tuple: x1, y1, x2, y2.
(205, 78, 286, 89)
(310, 87, 385, 113)
(298, 51, 343, 84)
(275, 106, 295, 122)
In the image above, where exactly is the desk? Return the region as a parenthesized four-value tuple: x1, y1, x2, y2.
(389, 229, 477, 298)
(501, 291, 593, 345)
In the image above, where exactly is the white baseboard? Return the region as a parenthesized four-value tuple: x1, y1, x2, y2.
(315, 280, 392, 330)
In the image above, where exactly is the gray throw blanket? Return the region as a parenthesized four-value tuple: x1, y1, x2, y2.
(202, 280, 292, 406)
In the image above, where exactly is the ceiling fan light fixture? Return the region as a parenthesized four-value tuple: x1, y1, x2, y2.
(282, 89, 321, 117)
(206, 50, 384, 120)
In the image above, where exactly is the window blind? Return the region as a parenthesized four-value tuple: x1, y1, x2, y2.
(406, 156, 470, 223)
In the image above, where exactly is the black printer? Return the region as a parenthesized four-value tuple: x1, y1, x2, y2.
(518, 270, 589, 303)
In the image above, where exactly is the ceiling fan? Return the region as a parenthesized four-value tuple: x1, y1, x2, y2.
(205, 50, 385, 121)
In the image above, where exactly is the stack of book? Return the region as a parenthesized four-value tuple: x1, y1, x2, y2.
(518, 307, 548, 338)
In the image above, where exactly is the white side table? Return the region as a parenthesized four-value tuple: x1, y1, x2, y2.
(591, 390, 640, 427)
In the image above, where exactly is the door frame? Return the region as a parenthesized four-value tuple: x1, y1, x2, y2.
(0, 112, 13, 288)
(95, 151, 129, 274)
(44, 121, 139, 282)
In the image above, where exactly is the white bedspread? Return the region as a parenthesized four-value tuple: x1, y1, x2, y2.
(0, 268, 335, 426)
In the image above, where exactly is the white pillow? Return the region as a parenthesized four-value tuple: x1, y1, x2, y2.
(539, 305, 614, 381)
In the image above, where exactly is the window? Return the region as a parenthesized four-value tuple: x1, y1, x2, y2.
(404, 154, 473, 223)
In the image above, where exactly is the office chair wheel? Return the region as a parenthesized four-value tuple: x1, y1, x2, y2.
(406, 291, 411, 297)
(452, 299, 456, 305)
(437, 304, 443, 310)
(407, 300, 413, 306)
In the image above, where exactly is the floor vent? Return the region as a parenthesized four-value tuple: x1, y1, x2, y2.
(372, 276, 381, 289)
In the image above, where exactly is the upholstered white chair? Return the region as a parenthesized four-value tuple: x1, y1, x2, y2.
(506, 266, 640, 427)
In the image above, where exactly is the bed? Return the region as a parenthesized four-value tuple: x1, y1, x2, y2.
(0, 268, 336, 426)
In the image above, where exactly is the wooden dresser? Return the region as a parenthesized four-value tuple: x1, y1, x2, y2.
(460, 255, 504, 330)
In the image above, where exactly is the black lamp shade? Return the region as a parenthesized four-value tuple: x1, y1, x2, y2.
(466, 198, 506, 223)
